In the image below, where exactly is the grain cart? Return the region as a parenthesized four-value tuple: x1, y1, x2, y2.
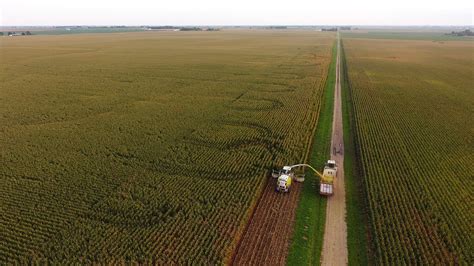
(319, 160, 337, 196)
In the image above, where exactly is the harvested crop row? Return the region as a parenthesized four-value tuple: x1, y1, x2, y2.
(232, 180, 303, 265)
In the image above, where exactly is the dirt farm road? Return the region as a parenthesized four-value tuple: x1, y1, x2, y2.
(321, 32, 348, 266)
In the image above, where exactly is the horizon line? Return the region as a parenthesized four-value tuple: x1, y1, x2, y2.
(1, 24, 473, 27)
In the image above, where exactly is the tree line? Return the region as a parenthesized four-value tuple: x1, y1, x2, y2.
(2, 31, 33, 36)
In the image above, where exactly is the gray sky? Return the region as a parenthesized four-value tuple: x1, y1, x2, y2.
(1, 0, 472, 26)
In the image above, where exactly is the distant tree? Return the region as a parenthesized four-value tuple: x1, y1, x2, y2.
(179, 27, 202, 31)
(26, 31, 32, 35)
(0, 32, 3, 36)
(150, 26, 177, 30)
(21, 32, 26, 35)
(447, 29, 473, 37)
(321, 28, 337, 32)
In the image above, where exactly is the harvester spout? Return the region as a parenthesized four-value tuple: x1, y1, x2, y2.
(287, 164, 325, 179)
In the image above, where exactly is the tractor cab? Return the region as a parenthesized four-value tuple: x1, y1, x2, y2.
(325, 160, 337, 169)
(281, 166, 292, 175)
(324, 160, 337, 176)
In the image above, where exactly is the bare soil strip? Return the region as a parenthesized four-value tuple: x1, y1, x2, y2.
(321, 33, 348, 266)
(231, 178, 302, 265)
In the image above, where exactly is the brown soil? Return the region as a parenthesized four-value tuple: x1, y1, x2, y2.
(231, 177, 302, 265)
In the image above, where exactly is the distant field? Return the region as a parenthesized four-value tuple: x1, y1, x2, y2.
(343, 37, 473, 264)
(1, 27, 145, 35)
(343, 30, 474, 41)
(0, 31, 333, 263)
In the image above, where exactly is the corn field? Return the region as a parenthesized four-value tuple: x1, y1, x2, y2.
(0, 31, 334, 263)
(343, 38, 473, 264)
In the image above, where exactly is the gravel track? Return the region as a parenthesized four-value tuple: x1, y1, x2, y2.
(321, 32, 348, 266)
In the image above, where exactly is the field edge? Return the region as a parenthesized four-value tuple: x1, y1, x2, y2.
(340, 39, 373, 265)
(286, 40, 337, 265)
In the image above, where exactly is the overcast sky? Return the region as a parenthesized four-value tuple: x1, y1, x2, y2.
(1, 0, 472, 26)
